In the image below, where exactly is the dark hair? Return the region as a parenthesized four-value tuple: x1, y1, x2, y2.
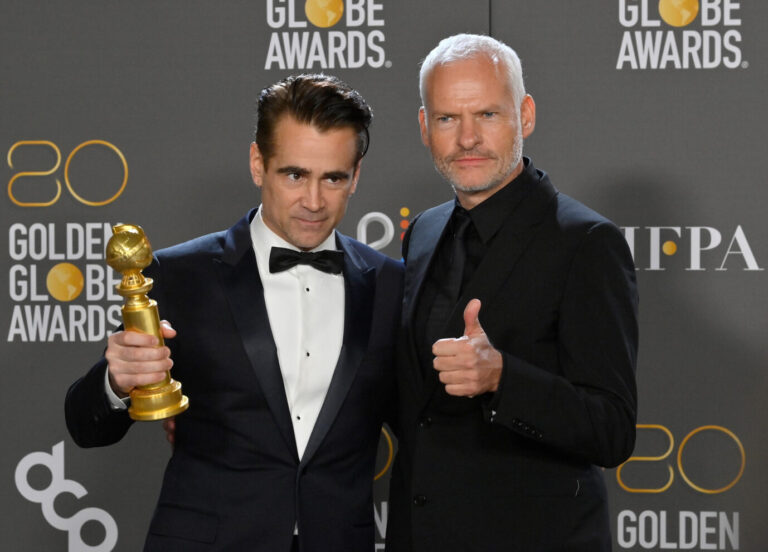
(254, 74, 372, 168)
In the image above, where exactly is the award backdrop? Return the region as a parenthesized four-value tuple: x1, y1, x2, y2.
(2, 1, 766, 550)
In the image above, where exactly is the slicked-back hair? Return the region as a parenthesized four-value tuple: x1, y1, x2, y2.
(420, 34, 526, 110)
(254, 74, 373, 168)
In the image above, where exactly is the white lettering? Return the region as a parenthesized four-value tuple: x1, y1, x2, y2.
(687, 226, 722, 271)
(367, 30, 386, 67)
(266, 0, 286, 28)
(346, 0, 366, 26)
(9, 223, 27, 260)
(367, 0, 385, 26)
(680, 511, 698, 549)
(701, 0, 722, 26)
(718, 225, 763, 271)
(617, 510, 740, 550)
(9, 265, 27, 301)
(287, 0, 306, 28)
(648, 226, 681, 271)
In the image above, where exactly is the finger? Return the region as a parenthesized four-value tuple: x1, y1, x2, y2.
(111, 369, 167, 393)
(443, 383, 475, 397)
(463, 298, 483, 336)
(433, 353, 473, 372)
(111, 329, 160, 348)
(107, 344, 173, 365)
(432, 335, 469, 357)
(162, 418, 176, 445)
(160, 320, 177, 339)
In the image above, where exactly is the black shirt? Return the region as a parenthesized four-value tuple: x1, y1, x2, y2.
(411, 157, 538, 397)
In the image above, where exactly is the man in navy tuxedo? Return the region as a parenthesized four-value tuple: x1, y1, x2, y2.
(386, 34, 639, 551)
(65, 74, 403, 552)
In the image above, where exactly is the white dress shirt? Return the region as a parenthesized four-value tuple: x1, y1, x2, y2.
(250, 206, 345, 459)
(106, 206, 345, 461)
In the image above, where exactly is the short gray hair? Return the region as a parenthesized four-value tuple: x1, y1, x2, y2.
(419, 34, 526, 109)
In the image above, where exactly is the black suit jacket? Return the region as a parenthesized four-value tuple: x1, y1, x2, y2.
(387, 161, 638, 552)
(65, 210, 403, 552)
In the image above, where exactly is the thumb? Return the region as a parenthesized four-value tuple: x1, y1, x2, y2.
(463, 298, 484, 336)
(160, 320, 177, 340)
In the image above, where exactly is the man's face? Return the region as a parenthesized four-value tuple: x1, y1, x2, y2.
(250, 116, 360, 251)
(419, 56, 535, 208)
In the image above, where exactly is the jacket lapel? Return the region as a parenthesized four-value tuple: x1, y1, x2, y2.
(214, 209, 298, 460)
(401, 202, 453, 392)
(300, 233, 375, 467)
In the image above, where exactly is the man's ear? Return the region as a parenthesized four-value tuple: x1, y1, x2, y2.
(249, 142, 264, 188)
(418, 106, 430, 147)
(520, 95, 536, 139)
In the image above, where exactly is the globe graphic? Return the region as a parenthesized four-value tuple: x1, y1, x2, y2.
(106, 226, 153, 272)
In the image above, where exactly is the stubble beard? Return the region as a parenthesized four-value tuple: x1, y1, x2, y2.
(433, 130, 523, 196)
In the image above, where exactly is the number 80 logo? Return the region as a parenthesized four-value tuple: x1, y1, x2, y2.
(7, 140, 128, 207)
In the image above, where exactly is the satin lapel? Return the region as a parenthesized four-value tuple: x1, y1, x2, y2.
(214, 210, 298, 460)
(300, 234, 375, 467)
(402, 201, 454, 325)
(443, 173, 559, 339)
(402, 201, 453, 392)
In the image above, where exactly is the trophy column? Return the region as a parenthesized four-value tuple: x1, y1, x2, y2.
(106, 224, 189, 421)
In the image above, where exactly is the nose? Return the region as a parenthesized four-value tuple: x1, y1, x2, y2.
(301, 180, 323, 211)
(458, 118, 480, 150)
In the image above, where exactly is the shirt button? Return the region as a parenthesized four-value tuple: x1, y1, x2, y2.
(413, 495, 427, 506)
(418, 417, 432, 428)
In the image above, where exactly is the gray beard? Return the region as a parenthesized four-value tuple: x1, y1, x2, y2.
(437, 130, 523, 195)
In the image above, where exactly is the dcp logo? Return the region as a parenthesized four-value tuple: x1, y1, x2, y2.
(15, 441, 118, 552)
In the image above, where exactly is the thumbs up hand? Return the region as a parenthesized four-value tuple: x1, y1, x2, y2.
(432, 299, 503, 397)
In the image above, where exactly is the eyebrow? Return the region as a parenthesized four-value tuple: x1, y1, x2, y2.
(276, 166, 350, 181)
(321, 170, 351, 181)
(276, 166, 310, 177)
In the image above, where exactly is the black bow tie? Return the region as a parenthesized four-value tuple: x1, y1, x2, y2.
(269, 247, 344, 275)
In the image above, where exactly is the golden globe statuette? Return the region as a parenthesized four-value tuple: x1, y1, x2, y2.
(106, 224, 189, 421)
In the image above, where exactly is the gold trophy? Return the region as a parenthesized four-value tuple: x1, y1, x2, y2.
(106, 223, 189, 421)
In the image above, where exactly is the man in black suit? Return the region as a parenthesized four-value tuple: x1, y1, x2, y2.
(65, 74, 403, 552)
(386, 34, 638, 551)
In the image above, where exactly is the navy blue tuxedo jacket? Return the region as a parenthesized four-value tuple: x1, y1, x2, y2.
(387, 161, 638, 552)
(65, 210, 403, 551)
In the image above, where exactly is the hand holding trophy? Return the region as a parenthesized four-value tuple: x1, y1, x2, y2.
(106, 224, 189, 421)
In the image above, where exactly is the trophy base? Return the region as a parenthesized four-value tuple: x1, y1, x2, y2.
(128, 379, 189, 421)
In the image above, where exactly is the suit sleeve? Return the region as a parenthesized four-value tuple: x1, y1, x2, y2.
(64, 255, 167, 447)
(485, 221, 638, 467)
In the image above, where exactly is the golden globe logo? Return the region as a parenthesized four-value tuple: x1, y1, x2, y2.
(617, 0, 745, 70)
(7, 223, 123, 343)
(264, 0, 388, 70)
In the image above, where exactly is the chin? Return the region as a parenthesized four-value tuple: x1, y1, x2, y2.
(453, 181, 497, 194)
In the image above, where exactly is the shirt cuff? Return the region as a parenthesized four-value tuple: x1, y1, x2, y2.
(104, 366, 130, 411)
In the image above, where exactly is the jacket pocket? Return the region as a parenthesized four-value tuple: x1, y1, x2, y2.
(148, 504, 218, 544)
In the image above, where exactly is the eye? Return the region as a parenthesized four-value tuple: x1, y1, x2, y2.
(287, 172, 302, 182)
(481, 111, 497, 119)
(325, 175, 347, 187)
(436, 115, 453, 123)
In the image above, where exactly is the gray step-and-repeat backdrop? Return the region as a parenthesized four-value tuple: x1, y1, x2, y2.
(2, 1, 765, 550)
